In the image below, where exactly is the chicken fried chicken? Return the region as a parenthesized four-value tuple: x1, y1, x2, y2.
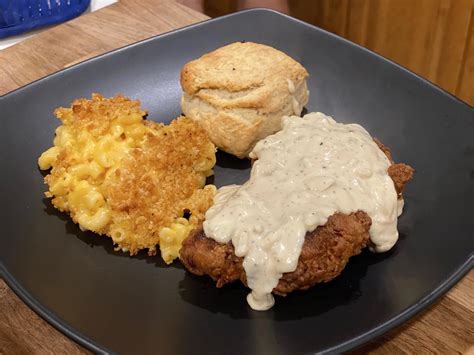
(179, 145, 413, 295)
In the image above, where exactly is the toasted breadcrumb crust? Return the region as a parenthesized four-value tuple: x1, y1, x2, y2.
(42, 94, 216, 258)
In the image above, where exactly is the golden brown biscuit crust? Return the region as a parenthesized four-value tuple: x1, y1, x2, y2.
(181, 42, 309, 158)
(181, 42, 308, 111)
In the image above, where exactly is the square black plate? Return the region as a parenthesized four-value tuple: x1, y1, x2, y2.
(1, 8, 473, 354)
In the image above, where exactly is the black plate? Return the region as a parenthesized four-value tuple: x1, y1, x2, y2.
(1, 9, 473, 354)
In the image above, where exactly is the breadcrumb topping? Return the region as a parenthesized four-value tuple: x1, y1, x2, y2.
(39, 93, 216, 261)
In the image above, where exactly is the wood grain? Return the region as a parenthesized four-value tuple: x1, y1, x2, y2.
(328, 0, 474, 105)
(0, 279, 89, 355)
(302, 0, 474, 106)
(456, 5, 474, 105)
(0, 1, 472, 354)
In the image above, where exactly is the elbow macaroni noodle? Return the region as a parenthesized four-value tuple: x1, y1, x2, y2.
(39, 94, 216, 263)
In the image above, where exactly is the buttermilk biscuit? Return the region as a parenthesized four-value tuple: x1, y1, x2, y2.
(180, 42, 309, 158)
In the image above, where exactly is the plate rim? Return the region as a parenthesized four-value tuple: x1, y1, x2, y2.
(1, 7, 473, 354)
(1, 255, 472, 353)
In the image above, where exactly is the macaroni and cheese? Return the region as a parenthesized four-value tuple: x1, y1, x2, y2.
(39, 94, 216, 263)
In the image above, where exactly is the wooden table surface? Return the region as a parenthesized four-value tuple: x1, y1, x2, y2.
(0, 1, 472, 353)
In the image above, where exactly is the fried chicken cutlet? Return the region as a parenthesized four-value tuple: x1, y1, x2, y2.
(38, 94, 217, 263)
(179, 113, 414, 301)
(180, 161, 413, 295)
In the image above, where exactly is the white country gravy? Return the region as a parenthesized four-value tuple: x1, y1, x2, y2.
(203, 112, 401, 310)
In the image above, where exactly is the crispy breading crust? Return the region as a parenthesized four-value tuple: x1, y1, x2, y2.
(180, 212, 371, 296)
(375, 138, 414, 197)
(179, 144, 414, 295)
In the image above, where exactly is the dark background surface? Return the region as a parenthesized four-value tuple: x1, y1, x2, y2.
(1, 9, 473, 355)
